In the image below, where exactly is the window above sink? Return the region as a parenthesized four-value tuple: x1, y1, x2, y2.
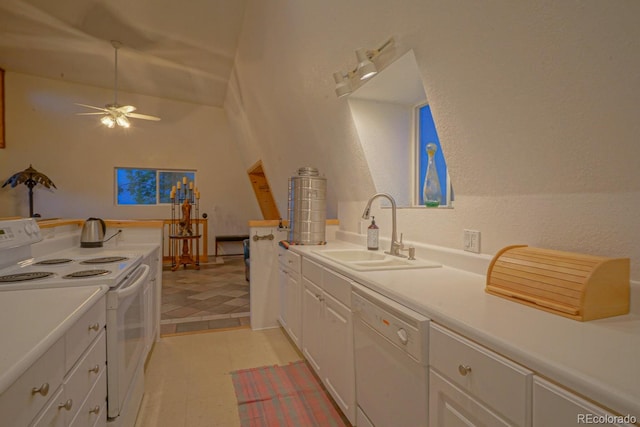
(347, 50, 452, 208)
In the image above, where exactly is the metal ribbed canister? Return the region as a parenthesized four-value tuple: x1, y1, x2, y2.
(288, 167, 327, 244)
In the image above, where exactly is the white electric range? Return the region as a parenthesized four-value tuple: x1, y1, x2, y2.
(0, 218, 151, 427)
(0, 248, 143, 291)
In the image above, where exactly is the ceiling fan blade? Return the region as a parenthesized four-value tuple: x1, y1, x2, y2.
(118, 105, 137, 114)
(127, 112, 161, 121)
(75, 103, 108, 112)
(76, 112, 108, 116)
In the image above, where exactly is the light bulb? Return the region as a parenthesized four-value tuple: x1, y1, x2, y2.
(116, 115, 130, 128)
(356, 48, 377, 80)
(101, 115, 115, 128)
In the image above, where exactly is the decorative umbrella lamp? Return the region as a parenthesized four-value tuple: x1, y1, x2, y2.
(2, 165, 56, 217)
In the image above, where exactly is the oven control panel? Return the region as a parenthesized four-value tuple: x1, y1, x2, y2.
(0, 218, 42, 249)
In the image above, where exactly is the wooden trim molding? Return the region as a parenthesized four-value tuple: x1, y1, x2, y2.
(37, 219, 84, 229)
(37, 218, 166, 229)
(0, 68, 5, 149)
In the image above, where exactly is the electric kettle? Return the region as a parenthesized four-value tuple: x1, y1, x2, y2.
(81, 217, 106, 248)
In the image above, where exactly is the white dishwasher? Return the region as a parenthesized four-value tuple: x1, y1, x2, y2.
(352, 282, 430, 427)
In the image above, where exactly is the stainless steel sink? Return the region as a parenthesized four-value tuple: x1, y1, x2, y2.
(312, 249, 441, 271)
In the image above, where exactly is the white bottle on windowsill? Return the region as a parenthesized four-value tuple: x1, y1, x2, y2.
(367, 216, 379, 250)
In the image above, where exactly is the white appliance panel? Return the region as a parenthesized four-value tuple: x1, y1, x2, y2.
(106, 264, 149, 419)
(352, 283, 430, 427)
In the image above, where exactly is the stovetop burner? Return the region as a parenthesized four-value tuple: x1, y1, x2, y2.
(80, 256, 129, 265)
(0, 272, 55, 283)
(35, 258, 74, 265)
(63, 269, 111, 279)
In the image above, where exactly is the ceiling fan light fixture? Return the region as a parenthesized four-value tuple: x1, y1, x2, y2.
(116, 115, 130, 128)
(101, 115, 115, 128)
(76, 40, 161, 127)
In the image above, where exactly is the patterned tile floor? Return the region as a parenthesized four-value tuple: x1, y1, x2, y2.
(160, 256, 250, 335)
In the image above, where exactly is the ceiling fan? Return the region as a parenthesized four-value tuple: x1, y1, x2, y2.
(76, 40, 160, 128)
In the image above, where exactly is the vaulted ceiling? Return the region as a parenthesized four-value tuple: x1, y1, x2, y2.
(0, 0, 247, 106)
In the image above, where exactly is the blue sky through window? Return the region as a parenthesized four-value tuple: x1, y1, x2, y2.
(418, 105, 448, 206)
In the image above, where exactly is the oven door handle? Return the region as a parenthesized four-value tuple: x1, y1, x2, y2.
(114, 264, 150, 300)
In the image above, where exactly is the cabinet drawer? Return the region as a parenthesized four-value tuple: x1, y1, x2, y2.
(69, 369, 107, 427)
(0, 337, 65, 427)
(533, 377, 635, 427)
(302, 257, 323, 284)
(430, 323, 533, 426)
(278, 248, 301, 274)
(430, 368, 512, 427)
(30, 385, 66, 427)
(64, 330, 106, 423)
(65, 296, 106, 373)
(323, 268, 352, 307)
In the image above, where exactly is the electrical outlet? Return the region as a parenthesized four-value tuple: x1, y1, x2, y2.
(463, 229, 481, 253)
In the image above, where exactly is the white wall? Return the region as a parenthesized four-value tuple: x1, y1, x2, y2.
(348, 99, 413, 207)
(225, 1, 640, 280)
(0, 73, 261, 252)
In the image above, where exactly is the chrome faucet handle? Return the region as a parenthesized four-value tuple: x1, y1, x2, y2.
(398, 233, 416, 260)
(401, 246, 416, 260)
(388, 233, 405, 257)
(387, 240, 403, 257)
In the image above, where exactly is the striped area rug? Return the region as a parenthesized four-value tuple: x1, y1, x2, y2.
(231, 361, 348, 427)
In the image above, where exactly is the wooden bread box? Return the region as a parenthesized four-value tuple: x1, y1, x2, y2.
(486, 245, 630, 321)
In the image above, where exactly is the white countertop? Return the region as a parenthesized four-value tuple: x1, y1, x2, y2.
(0, 285, 108, 394)
(289, 241, 640, 419)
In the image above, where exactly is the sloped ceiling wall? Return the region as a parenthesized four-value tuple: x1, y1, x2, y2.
(226, 1, 640, 279)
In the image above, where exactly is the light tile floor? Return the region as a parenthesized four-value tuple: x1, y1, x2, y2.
(161, 257, 250, 335)
(135, 327, 303, 427)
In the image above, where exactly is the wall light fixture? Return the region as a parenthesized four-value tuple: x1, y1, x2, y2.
(333, 72, 352, 98)
(333, 37, 395, 98)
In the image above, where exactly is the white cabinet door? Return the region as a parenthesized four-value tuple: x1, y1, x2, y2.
(322, 292, 355, 423)
(302, 277, 324, 374)
(278, 267, 288, 329)
(430, 368, 512, 427)
(533, 377, 636, 427)
(430, 323, 532, 426)
(285, 271, 302, 349)
(300, 259, 356, 425)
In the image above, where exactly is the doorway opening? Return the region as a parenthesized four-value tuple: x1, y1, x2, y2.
(247, 160, 281, 220)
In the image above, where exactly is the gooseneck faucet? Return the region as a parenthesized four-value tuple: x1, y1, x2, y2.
(362, 193, 402, 257)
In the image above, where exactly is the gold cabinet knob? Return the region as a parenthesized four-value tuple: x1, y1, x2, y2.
(458, 364, 472, 376)
(58, 399, 73, 411)
(31, 383, 49, 396)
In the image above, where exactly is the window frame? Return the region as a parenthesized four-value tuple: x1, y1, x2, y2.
(114, 167, 196, 206)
